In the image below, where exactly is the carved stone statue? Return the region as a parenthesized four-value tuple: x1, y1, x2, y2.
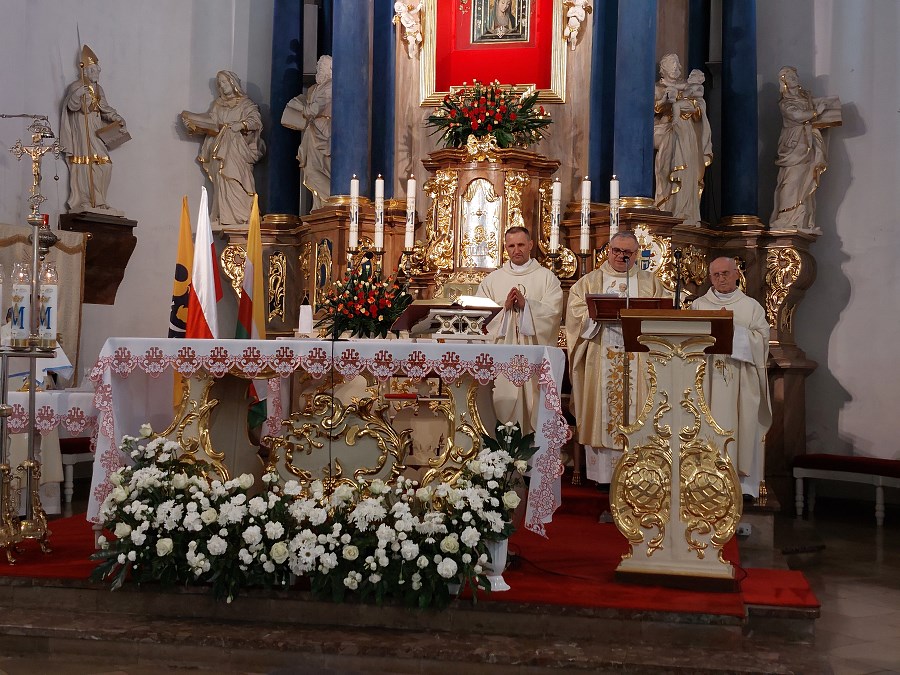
(60, 45, 130, 216)
(181, 71, 266, 228)
(563, 0, 592, 50)
(393, 1, 424, 59)
(282, 56, 333, 211)
(770, 66, 842, 232)
(653, 53, 712, 227)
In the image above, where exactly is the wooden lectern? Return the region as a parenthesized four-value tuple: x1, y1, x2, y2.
(391, 300, 501, 340)
(610, 308, 742, 591)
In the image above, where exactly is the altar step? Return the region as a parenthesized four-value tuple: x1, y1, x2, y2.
(0, 579, 826, 673)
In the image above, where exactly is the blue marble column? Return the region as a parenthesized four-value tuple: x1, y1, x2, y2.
(330, 1, 373, 197)
(266, 0, 304, 215)
(721, 0, 758, 219)
(588, 0, 618, 202)
(612, 0, 657, 200)
(371, 1, 396, 198)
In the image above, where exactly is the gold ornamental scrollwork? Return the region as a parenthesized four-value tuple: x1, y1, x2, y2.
(159, 371, 230, 481)
(465, 133, 501, 162)
(765, 247, 802, 329)
(678, 388, 741, 562)
(611, 392, 673, 558)
(421, 380, 482, 486)
(299, 241, 312, 301)
(268, 251, 286, 322)
(264, 393, 412, 496)
(419, 169, 458, 275)
(504, 170, 530, 231)
(221, 244, 246, 299)
(315, 238, 334, 310)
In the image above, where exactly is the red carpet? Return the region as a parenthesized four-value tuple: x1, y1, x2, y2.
(0, 489, 819, 614)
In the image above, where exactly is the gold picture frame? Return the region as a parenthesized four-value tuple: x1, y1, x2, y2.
(419, 0, 567, 106)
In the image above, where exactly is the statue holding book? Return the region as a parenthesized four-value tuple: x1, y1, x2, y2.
(60, 45, 131, 216)
(181, 70, 266, 228)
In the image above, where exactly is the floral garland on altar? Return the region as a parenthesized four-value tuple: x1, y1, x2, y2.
(91, 422, 537, 607)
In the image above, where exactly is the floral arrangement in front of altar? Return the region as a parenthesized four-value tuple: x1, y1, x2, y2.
(425, 80, 552, 149)
(91, 425, 539, 607)
(317, 264, 412, 339)
(465, 421, 539, 539)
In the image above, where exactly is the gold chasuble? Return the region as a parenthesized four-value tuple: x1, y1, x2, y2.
(565, 262, 665, 482)
(692, 288, 772, 497)
(477, 259, 563, 432)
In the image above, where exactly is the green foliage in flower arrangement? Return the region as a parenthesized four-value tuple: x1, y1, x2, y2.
(425, 80, 552, 149)
(316, 262, 412, 339)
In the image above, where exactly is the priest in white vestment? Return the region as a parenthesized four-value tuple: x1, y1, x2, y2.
(692, 257, 772, 498)
(477, 226, 563, 432)
(565, 231, 666, 484)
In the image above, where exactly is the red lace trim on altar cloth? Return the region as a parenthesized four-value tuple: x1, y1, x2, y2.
(6, 403, 98, 436)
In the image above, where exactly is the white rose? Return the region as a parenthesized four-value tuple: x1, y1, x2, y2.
(440, 534, 459, 554)
(502, 490, 521, 510)
(172, 473, 189, 490)
(200, 508, 217, 525)
(113, 522, 132, 539)
(139, 423, 153, 438)
(270, 541, 290, 564)
(342, 545, 359, 561)
(468, 460, 482, 475)
(415, 486, 433, 502)
(514, 460, 528, 474)
(111, 487, 128, 503)
(156, 538, 174, 556)
(109, 471, 124, 487)
(238, 474, 255, 490)
(416, 555, 429, 569)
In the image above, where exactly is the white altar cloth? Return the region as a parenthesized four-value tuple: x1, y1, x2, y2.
(6, 389, 97, 514)
(86, 338, 568, 535)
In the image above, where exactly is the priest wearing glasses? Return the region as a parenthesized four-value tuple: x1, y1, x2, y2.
(565, 231, 666, 486)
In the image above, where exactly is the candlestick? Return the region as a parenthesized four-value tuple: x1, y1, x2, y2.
(405, 175, 416, 250)
(580, 176, 591, 253)
(609, 174, 620, 237)
(374, 174, 385, 250)
(550, 178, 561, 253)
(349, 174, 360, 250)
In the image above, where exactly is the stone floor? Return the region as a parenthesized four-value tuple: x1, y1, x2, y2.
(0, 489, 897, 674)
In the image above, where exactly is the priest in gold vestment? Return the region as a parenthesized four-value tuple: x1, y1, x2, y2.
(565, 231, 666, 483)
(692, 257, 772, 498)
(477, 226, 563, 432)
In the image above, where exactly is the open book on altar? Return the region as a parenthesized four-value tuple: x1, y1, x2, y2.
(584, 294, 674, 322)
(391, 296, 501, 335)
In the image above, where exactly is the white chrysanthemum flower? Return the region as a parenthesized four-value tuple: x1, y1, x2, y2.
(437, 558, 458, 579)
(460, 526, 480, 548)
(207, 535, 228, 556)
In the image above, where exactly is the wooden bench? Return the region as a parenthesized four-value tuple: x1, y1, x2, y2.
(794, 454, 900, 526)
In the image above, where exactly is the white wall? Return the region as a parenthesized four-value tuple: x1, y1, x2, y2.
(0, 0, 274, 378)
(758, 0, 900, 460)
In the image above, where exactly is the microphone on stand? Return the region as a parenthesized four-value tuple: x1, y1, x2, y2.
(623, 255, 630, 310)
(674, 248, 683, 309)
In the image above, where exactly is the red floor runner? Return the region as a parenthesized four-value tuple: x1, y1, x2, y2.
(0, 496, 819, 613)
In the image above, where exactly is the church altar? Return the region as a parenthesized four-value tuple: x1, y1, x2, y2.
(86, 338, 569, 536)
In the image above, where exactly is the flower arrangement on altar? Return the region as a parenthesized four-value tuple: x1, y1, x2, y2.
(316, 263, 412, 339)
(425, 80, 552, 149)
(91, 423, 533, 607)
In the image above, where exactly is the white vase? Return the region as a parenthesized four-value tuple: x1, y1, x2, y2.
(485, 538, 511, 592)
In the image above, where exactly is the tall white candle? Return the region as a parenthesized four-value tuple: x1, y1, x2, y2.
(374, 174, 385, 250)
(349, 174, 360, 249)
(405, 175, 416, 250)
(550, 179, 561, 252)
(580, 176, 591, 253)
(609, 174, 620, 238)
